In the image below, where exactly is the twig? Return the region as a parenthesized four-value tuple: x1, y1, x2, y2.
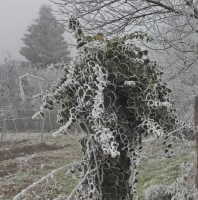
(67, 166, 97, 200)
(90, 137, 103, 200)
(13, 160, 86, 200)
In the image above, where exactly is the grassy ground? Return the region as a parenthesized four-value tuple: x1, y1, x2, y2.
(0, 132, 194, 199)
(0, 132, 84, 200)
(137, 138, 193, 199)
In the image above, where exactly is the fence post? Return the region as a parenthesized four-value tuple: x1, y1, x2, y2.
(40, 112, 46, 143)
(194, 96, 198, 189)
(0, 94, 10, 141)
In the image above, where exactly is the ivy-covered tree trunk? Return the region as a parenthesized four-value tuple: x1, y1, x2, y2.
(79, 135, 133, 200)
(34, 19, 179, 200)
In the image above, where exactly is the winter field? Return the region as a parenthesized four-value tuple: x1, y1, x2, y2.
(0, 132, 194, 200)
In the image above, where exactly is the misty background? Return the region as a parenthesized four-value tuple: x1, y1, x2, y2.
(0, 0, 76, 63)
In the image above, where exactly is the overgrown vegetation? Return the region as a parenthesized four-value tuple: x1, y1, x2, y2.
(31, 18, 184, 200)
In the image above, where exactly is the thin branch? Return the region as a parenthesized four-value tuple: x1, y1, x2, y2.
(13, 160, 86, 200)
(67, 166, 97, 200)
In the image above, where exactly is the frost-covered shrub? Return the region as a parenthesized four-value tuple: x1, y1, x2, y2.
(167, 158, 198, 200)
(145, 153, 198, 200)
(145, 185, 171, 200)
(34, 19, 180, 200)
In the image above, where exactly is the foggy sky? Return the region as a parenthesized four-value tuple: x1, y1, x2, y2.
(0, 0, 75, 63)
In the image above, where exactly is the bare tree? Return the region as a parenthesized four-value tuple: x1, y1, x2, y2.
(51, 0, 198, 77)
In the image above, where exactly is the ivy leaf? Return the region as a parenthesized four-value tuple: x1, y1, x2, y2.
(106, 61, 115, 70)
(86, 36, 93, 41)
(77, 28, 82, 35)
(111, 167, 120, 173)
(107, 48, 114, 56)
(97, 51, 104, 64)
(104, 193, 111, 200)
(120, 63, 128, 73)
(83, 95, 91, 103)
(109, 187, 117, 196)
(144, 58, 150, 65)
(107, 73, 117, 82)
(117, 73, 125, 83)
(119, 187, 128, 197)
(118, 173, 124, 182)
(167, 144, 172, 148)
(86, 89, 92, 96)
(107, 84, 116, 91)
(46, 99, 53, 105)
(143, 50, 148, 55)
(78, 88, 84, 98)
(108, 92, 116, 104)
(80, 122, 89, 133)
(137, 106, 144, 116)
(104, 95, 111, 108)
(103, 162, 110, 169)
(124, 172, 130, 181)
(113, 41, 119, 48)
(77, 41, 87, 49)
(107, 174, 118, 183)
(112, 56, 120, 66)
(107, 42, 112, 48)
(127, 98, 134, 107)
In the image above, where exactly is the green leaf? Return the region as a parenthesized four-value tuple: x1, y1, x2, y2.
(97, 51, 104, 63)
(77, 28, 82, 35)
(112, 41, 119, 48)
(86, 89, 92, 96)
(117, 73, 125, 83)
(143, 50, 148, 55)
(108, 155, 119, 164)
(124, 172, 130, 181)
(108, 92, 116, 104)
(107, 73, 117, 82)
(107, 173, 118, 183)
(46, 99, 53, 105)
(137, 106, 144, 116)
(77, 41, 87, 49)
(78, 88, 84, 98)
(144, 58, 150, 65)
(120, 63, 128, 73)
(111, 167, 120, 173)
(112, 56, 120, 66)
(118, 173, 124, 182)
(119, 187, 128, 197)
(127, 98, 134, 107)
(104, 95, 111, 108)
(107, 48, 114, 56)
(119, 154, 125, 168)
(86, 36, 93, 41)
(109, 187, 117, 197)
(106, 61, 115, 70)
(104, 193, 111, 200)
(83, 95, 91, 103)
(80, 122, 88, 133)
(107, 42, 112, 49)
(103, 162, 110, 169)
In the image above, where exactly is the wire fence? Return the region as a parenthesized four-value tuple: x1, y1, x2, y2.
(0, 94, 61, 142)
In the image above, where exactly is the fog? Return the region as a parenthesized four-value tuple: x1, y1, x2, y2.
(0, 0, 75, 63)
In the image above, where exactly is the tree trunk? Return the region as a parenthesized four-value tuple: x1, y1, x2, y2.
(194, 96, 198, 189)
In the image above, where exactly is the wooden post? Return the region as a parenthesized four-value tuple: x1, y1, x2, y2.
(40, 113, 46, 143)
(194, 96, 198, 189)
(0, 94, 10, 142)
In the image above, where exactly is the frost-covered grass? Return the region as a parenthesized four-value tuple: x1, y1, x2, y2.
(0, 133, 195, 199)
(0, 132, 84, 200)
(137, 137, 194, 199)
